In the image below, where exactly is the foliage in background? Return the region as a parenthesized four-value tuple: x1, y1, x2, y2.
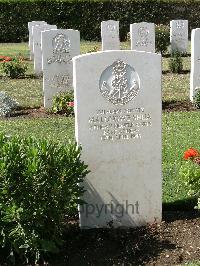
(0, 134, 89, 264)
(0, 91, 18, 117)
(193, 88, 200, 109)
(155, 24, 170, 54)
(0, 0, 200, 42)
(169, 51, 183, 73)
(1, 57, 28, 78)
(52, 90, 74, 116)
(179, 148, 200, 209)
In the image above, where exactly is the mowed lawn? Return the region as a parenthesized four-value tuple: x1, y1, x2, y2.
(0, 42, 199, 207)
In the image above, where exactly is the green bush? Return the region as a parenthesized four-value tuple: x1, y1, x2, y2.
(0, 0, 200, 42)
(194, 88, 200, 109)
(0, 134, 89, 264)
(168, 51, 183, 73)
(1, 57, 28, 78)
(155, 24, 170, 54)
(52, 90, 74, 116)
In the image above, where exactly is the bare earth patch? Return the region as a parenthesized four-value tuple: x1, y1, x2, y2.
(46, 211, 200, 266)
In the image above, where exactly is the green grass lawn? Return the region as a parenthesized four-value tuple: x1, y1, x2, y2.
(0, 42, 199, 207)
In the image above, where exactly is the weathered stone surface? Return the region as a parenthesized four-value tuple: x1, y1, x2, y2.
(190, 28, 200, 101)
(28, 21, 47, 60)
(130, 22, 155, 52)
(42, 29, 80, 108)
(101, 20, 120, 51)
(33, 24, 57, 76)
(73, 50, 162, 228)
(170, 20, 188, 53)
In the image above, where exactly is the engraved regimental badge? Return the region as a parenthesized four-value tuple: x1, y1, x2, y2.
(99, 60, 140, 105)
(47, 33, 71, 64)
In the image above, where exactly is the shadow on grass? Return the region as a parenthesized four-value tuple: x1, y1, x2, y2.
(162, 69, 190, 74)
(162, 100, 196, 112)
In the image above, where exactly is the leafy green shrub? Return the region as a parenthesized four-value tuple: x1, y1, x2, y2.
(1, 57, 28, 78)
(168, 51, 183, 73)
(52, 90, 74, 116)
(179, 148, 200, 209)
(1, 0, 200, 42)
(155, 24, 170, 54)
(0, 134, 89, 264)
(194, 88, 200, 109)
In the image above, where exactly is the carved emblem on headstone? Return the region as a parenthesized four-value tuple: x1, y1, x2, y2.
(47, 34, 71, 64)
(176, 21, 184, 29)
(99, 60, 139, 105)
(136, 27, 150, 47)
(107, 24, 116, 32)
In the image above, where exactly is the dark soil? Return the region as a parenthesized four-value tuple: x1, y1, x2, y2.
(48, 211, 200, 266)
(2, 100, 198, 120)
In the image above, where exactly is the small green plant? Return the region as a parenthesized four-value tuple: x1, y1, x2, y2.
(179, 148, 200, 210)
(169, 51, 183, 73)
(87, 46, 99, 53)
(194, 88, 200, 109)
(1, 57, 28, 78)
(52, 90, 74, 116)
(155, 24, 170, 54)
(0, 134, 89, 264)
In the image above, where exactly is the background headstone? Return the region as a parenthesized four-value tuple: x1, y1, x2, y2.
(28, 21, 47, 60)
(73, 50, 162, 228)
(190, 28, 200, 102)
(101, 20, 120, 51)
(33, 24, 57, 76)
(170, 20, 188, 53)
(42, 29, 80, 108)
(130, 22, 155, 52)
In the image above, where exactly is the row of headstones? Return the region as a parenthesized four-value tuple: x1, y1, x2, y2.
(28, 21, 162, 228)
(28, 20, 191, 108)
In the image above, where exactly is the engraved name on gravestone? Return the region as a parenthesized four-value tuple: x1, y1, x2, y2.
(28, 21, 47, 60)
(101, 20, 120, 51)
(33, 24, 57, 76)
(73, 51, 162, 228)
(42, 29, 80, 108)
(190, 28, 200, 102)
(170, 20, 188, 53)
(130, 22, 155, 52)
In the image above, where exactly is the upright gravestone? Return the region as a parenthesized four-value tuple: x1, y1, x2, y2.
(33, 24, 57, 76)
(73, 51, 162, 228)
(190, 28, 200, 102)
(130, 22, 155, 52)
(101, 20, 120, 51)
(170, 20, 188, 53)
(42, 29, 80, 108)
(28, 21, 47, 60)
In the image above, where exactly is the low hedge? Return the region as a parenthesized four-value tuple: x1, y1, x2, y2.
(0, 134, 89, 264)
(0, 0, 200, 42)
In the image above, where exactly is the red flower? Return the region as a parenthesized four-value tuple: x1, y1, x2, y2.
(0, 55, 12, 62)
(183, 148, 199, 160)
(67, 102, 74, 107)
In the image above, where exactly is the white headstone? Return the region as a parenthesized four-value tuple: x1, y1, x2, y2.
(73, 50, 162, 228)
(190, 28, 200, 102)
(33, 24, 57, 76)
(42, 29, 80, 108)
(101, 20, 120, 51)
(28, 21, 47, 60)
(130, 22, 155, 52)
(170, 20, 188, 53)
